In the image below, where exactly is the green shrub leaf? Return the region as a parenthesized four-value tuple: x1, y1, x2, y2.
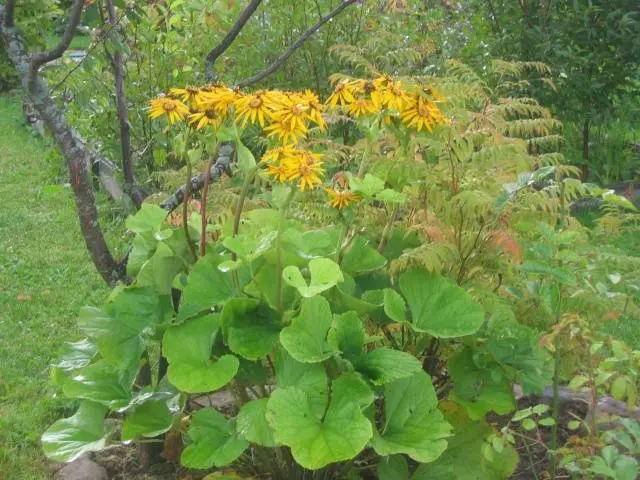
(328, 311, 365, 360)
(163, 313, 239, 393)
(398, 268, 484, 337)
(341, 236, 387, 276)
(181, 408, 249, 469)
(62, 360, 135, 409)
(383, 289, 407, 323)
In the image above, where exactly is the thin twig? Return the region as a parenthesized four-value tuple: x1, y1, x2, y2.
(28, 0, 85, 88)
(205, 0, 264, 81)
(235, 0, 359, 88)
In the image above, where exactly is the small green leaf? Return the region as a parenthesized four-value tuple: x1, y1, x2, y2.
(567, 420, 581, 430)
(537, 417, 555, 427)
(121, 400, 173, 440)
(42, 402, 112, 462)
(568, 374, 589, 391)
(512, 407, 533, 422)
(399, 268, 484, 338)
(280, 296, 337, 363)
(163, 314, 239, 393)
(236, 399, 275, 447)
(376, 189, 407, 204)
(532, 404, 549, 415)
(519, 261, 576, 286)
(611, 376, 628, 401)
(282, 257, 344, 297)
(521, 418, 537, 431)
(181, 408, 248, 469)
(383, 289, 407, 323)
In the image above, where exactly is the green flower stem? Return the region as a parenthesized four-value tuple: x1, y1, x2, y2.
(377, 205, 398, 253)
(182, 130, 198, 262)
(356, 138, 373, 178)
(276, 187, 296, 315)
(231, 165, 258, 291)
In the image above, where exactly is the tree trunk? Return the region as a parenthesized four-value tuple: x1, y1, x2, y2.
(0, 8, 125, 286)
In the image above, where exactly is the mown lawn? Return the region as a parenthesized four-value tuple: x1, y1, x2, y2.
(0, 92, 122, 479)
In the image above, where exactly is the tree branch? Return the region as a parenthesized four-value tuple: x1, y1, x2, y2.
(160, 143, 234, 213)
(235, 0, 359, 88)
(104, 0, 144, 208)
(3, 0, 17, 28)
(205, 0, 264, 81)
(28, 0, 85, 87)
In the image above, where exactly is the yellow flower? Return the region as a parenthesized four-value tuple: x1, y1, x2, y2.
(148, 97, 189, 125)
(264, 118, 308, 145)
(350, 79, 377, 97)
(266, 163, 290, 183)
(347, 98, 378, 118)
(169, 86, 206, 106)
(270, 96, 310, 132)
(200, 85, 239, 115)
(379, 81, 410, 110)
(234, 91, 273, 127)
(284, 150, 324, 191)
(261, 145, 297, 164)
(325, 188, 359, 209)
(400, 95, 445, 132)
(188, 108, 223, 130)
(326, 80, 356, 107)
(298, 90, 326, 130)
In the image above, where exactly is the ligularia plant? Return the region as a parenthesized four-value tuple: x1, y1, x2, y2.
(43, 67, 560, 479)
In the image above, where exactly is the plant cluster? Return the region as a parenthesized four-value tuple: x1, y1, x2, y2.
(41, 58, 640, 479)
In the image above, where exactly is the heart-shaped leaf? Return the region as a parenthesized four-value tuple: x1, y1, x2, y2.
(354, 348, 422, 385)
(121, 400, 174, 440)
(274, 348, 328, 417)
(371, 371, 451, 463)
(266, 373, 373, 470)
(399, 268, 484, 338)
(282, 257, 344, 298)
(341, 236, 387, 276)
(163, 313, 239, 393)
(328, 311, 365, 360)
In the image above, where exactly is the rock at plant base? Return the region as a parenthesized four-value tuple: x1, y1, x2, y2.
(54, 456, 108, 480)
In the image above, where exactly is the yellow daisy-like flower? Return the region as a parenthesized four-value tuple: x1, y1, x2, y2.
(188, 108, 223, 130)
(326, 80, 356, 107)
(379, 81, 410, 110)
(270, 96, 310, 132)
(148, 97, 189, 125)
(234, 91, 273, 127)
(298, 90, 326, 130)
(266, 163, 290, 183)
(200, 85, 239, 115)
(347, 98, 378, 118)
(350, 79, 377, 97)
(325, 188, 359, 209)
(169, 86, 206, 107)
(400, 95, 445, 132)
(261, 145, 298, 164)
(284, 150, 324, 191)
(264, 118, 308, 145)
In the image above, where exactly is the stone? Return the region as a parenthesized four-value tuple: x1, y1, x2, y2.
(54, 456, 108, 480)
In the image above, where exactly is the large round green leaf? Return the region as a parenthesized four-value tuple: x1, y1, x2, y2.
(181, 408, 248, 469)
(398, 268, 484, 338)
(371, 371, 451, 463)
(163, 313, 239, 393)
(354, 348, 422, 385)
(121, 400, 174, 441)
(282, 257, 344, 298)
(42, 402, 113, 462)
(266, 373, 373, 470)
(62, 361, 135, 410)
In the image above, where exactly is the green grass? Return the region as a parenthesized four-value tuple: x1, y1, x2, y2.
(0, 92, 123, 479)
